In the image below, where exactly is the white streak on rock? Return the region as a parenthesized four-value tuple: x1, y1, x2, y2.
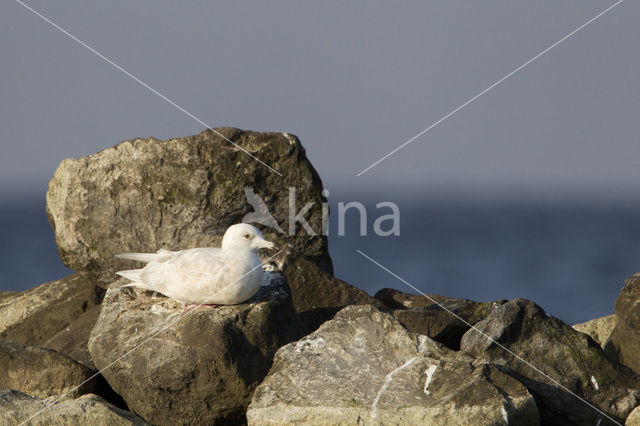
(596, 418, 601, 426)
(591, 375, 599, 391)
(423, 365, 438, 396)
(370, 357, 417, 419)
(500, 406, 509, 424)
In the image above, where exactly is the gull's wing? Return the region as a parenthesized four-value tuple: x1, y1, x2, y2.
(127, 248, 230, 300)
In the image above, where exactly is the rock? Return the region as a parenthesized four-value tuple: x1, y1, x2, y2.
(88, 274, 304, 425)
(627, 406, 640, 425)
(379, 290, 507, 350)
(615, 273, 640, 320)
(45, 128, 380, 333)
(247, 305, 539, 425)
(607, 274, 640, 374)
(281, 255, 381, 331)
(0, 340, 98, 398)
(0, 390, 148, 425)
(460, 298, 640, 425)
(46, 128, 332, 283)
(0, 274, 104, 347)
(43, 305, 102, 368)
(573, 314, 618, 348)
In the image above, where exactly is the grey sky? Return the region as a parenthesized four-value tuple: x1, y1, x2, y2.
(1, 1, 638, 202)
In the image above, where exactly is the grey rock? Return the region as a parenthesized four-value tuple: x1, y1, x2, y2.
(573, 314, 618, 348)
(248, 305, 539, 425)
(461, 298, 640, 425)
(0, 340, 98, 398)
(0, 389, 148, 425)
(607, 273, 640, 374)
(0, 274, 104, 347)
(88, 274, 304, 425)
(281, 254, 381, 332)
(46, 128, 332, 284)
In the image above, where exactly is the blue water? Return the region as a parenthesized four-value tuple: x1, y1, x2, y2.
(2, 196, 638, 325)
(329, 198, 640, 325)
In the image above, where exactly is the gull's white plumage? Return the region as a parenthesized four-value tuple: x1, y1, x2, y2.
(115, 224, 275, 306)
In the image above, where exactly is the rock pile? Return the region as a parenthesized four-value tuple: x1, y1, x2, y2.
(461, 299, 639, 425)
(2, 128, 640, 425)
(247, 305, 540, 425)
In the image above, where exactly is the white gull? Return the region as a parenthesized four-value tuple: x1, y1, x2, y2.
(114, 224, 275, 309)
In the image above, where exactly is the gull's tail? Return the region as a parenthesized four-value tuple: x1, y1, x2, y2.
(115, 269, 156, 292)
(115, 269, 143, 282)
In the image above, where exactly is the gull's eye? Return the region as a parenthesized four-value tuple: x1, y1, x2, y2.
(243, 233, 250, 239)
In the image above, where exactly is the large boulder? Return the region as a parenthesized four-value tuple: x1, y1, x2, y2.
(46, 128, 332, 283)
(247, 305, 539, 425)
(0, 390, 148, 425)
(0, 274, 104, 348)
(88, 273, 304, 425)
(0, 340, 98, 398)
(281, 254, 381, 331)
(606, 273, 640, 373)
(573, 314, 618, 349)
(461, 298, 640, 425)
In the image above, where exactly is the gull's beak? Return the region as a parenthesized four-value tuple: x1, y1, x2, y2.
(256, 238, 277, 250)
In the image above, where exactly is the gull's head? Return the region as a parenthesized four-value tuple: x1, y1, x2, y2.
(221, 223, 276, 251)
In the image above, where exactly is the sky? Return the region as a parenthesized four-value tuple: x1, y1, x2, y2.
(1, 1, 638, 203)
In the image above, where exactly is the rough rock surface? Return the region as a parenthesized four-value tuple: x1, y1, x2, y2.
(627, 405, 640, 425)
(461, 298, 640, 425)
(43, 305, 102, 368)
(0, 274, 104, 347)
(88, 273, 304, 425)
(573, 314, 618, 348)
(0, 340, 97, 398)
(281, 254, 381, 331)
(607, 273, 640, 373)
(46, 128, 332, 283)
(383, 292, 507, 350)
(248, 305, 539, 425)
(0, 390, 148, 425)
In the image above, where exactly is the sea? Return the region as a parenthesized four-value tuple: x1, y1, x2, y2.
(2, 195, 639, 325)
